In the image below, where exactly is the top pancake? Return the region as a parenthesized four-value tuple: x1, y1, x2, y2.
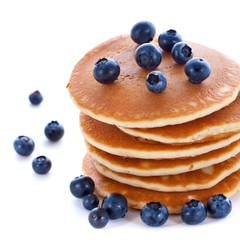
(68, 34, 240, 128)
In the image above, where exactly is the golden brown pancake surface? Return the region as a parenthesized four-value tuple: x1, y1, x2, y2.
(68, 35, 240, 128)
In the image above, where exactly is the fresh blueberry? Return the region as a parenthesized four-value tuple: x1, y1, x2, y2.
(32, 156, 52, 174)
(140, 202, 168, 227)
(158, 29, 182, 52)
(88, 207, 109, 229)
(185, 57, 211, 84)
(146, 71, 167, 93)
(130, 21, 156, 44)
(44, 121, 64, 141)
(93, 58, 120, 84)
(29, 90, 43, 105)
(135, 43, 162, 70)
(83, 193, 99, 210)
(13, 136, 35, 156)
(101, 192, 128, 219)
(171, 42, 193, 64)
(181, 199, 207, 225)
(207, 194, 232, 218)
(69, 175, 95, 198)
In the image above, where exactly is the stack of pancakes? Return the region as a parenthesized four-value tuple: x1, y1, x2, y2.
(68, 34, 240, 214)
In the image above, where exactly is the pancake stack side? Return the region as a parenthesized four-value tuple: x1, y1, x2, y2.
(68, 34, 240, 214)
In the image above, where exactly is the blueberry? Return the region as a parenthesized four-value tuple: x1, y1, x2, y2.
(101, 192, 128, 219)
(207, 194, 232, 218)
(130, 21, 156, 44)
(29, 90, 43, 105)
(88, 207, 109, 229)
(185, 57, 211, 84)
(44, 121, 64, 141)
(140, 202, 168, 227)
(171, 42, 193, 64)
(158, 29, 182, 52)
(135, 43, 162, 70)
(83, 193, 99, 210)
(13, 136, 35, 156)
(181, 199, 207, 225)
(69, 175, 95, 198)
(93, 58, 120, 84)
(32, 156, 52, 174)
(146, 71, 167, 93)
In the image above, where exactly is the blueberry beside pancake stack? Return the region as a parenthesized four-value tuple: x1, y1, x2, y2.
(67, 30, 240, 214)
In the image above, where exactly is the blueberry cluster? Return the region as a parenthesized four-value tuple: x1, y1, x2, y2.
(13, 92, 64, 174)
(69, 173, 232, 228)
(133, 22, 211, 89)
(141, 195, 232, 227)
(92, 21, 211, 92)
(133, 22, 211, 87)
(181, 195, 232, 224)
(70, 175, 128, 228)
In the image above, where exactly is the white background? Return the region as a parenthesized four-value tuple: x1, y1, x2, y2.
(1, 0, 240, 239)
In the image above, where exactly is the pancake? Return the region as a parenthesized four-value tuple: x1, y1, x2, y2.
(83, 153, 240, 214)
(119, 94, 240, 145)
(68, 34, 240, 128)
(80, 113, 240, 159)
(86, 140, 240, 176)
(93, 153, 240, 192)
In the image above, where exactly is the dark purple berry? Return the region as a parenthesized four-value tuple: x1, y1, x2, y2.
(69, 175, 95, 198)
(130, 21, 156, 44)
(83, 193, 99, 210)
(32, 155, 52, 174)
(140, 202, 168, 227)
(171, 42, 193, 64)
(93, 58, 120, 84)
(207, 194, 232, 218)
(29, 90, 43, 105)
(146, 71, 167, 93)
(158, 29, 182, 52)
(88, 207, 109, 228)
(13, 136, 35, 156)
(185, 58, 211, 84)
(101, 192, 128, 219)
(44, 121, 64, 141)
(181, 199, 207, 225)
(135, 43, 162, 70)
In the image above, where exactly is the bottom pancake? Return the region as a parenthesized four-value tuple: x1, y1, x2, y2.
(93, 153, 240, 192)
(82, 153, 240, 214)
